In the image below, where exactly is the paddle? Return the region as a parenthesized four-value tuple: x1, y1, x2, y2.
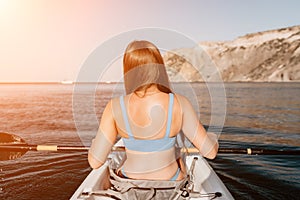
(1, 132, 299, 161)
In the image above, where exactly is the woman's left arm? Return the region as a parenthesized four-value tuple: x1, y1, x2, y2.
(88, 100, 118, 169)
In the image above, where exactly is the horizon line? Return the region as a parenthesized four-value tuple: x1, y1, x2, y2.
(0, 81, 298, 84)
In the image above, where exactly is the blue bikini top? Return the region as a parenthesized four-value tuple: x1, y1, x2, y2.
(120, 93, 176, 152)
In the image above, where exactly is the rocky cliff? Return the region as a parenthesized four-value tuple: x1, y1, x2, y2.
(164, 25, 300, 82)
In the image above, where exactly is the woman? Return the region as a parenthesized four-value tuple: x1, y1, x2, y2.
(88, 40, 218, 181)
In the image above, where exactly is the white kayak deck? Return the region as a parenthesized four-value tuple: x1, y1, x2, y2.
(71, 142, 234, 200)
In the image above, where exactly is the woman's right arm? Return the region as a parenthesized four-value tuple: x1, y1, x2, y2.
(177, 95, 219, 159)
(88, 100, 118, 169)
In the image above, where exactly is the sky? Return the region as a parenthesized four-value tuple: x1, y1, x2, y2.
(0, 0, 299, 82)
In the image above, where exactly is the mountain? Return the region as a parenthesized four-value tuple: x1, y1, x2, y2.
(164, 25, 300, 82)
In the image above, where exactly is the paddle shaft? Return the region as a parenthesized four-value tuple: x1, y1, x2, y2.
(0, 144, 89, 151)
(185, 147, 300, 155)
(0, 144, 299, 155)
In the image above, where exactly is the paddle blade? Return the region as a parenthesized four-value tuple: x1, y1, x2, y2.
(0, 148, 27, 161)
(0, 132, 26, 143)
(0, 132, 28, 161)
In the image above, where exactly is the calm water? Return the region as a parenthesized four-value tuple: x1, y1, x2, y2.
(0, 83, 299, 200)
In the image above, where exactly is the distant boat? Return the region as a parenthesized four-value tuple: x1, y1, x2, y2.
(61, 80, 73, 84)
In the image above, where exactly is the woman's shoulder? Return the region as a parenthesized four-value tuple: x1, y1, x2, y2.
(110, 95, 129, 104)
(109, 96, 123, 109)
(173, 93, 191, 105)
(173, 93, 196, 114)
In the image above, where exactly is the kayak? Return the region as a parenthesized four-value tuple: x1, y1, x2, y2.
(71, 141, 234, 200)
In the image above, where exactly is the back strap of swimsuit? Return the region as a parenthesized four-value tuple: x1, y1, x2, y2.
(165, 93, 174, 138)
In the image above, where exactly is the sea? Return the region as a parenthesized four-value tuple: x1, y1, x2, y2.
(0, 82, 299, 200)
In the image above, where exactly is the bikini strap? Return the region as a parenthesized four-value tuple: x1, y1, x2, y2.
(165, 93, 174, 138)
(120, 96, 134, 139)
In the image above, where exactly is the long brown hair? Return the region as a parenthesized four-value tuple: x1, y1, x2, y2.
(123, 40, 172, 96)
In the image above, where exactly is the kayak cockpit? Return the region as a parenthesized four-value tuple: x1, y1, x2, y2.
(71, 150, 233, 200)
